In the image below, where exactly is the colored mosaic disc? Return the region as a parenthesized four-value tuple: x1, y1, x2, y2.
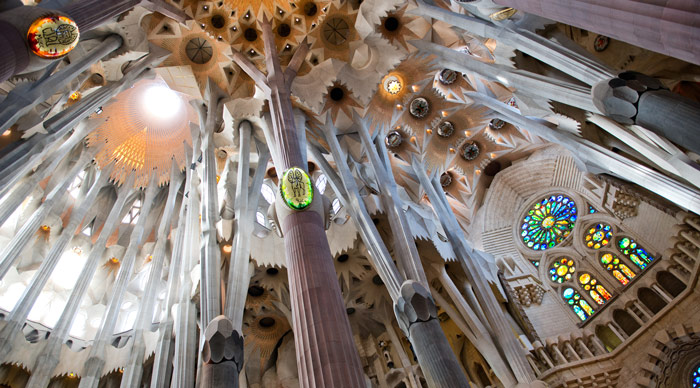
(280, 167, 314, 210)
(585, 223, 613, 249)
(27, 15, 79, 59)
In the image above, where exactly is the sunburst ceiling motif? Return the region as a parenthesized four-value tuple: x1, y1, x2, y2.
(86, 79, 197, 187)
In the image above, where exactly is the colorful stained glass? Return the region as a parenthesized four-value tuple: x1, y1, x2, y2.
(530, 260, 540, 268)
(617, 237, 654, 270)
(588, 205, 597, 214)
(600, 253, 635, 285)
(520, 195, 577, 251)
(585, 223, 613, 249)
(692, 364, 700, 388)
(549, 257, 575, 283)
(579, 273, 612, 305)
(563, 287, 594, 321)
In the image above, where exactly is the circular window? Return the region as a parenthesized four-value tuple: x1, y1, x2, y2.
(329, 87, 344, 101)
(185, 38, 213, 64)
(520, 195, 577, 251)
(584, 223, 612, 249)
(440, 172, 452, 187)
(277, 23, 291, 37)
(244, 27, 258, 41)
(385, 130, 402, 148)
(409, 97, 430, 118)
(437, 121, 454, 137)
(549, 257, 575, 283)
(460, 141, 480, 161)
(692, 364, 700, 388)
(489, 119, 505, 130)
(438, 69, 457, 85)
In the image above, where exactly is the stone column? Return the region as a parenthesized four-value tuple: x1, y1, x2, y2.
(0, 163, 112, 355)
(120, 163, 183, 387)
(394, 281, 470, 388)
(493, 0, 700, 65)
(0, 34, 122, 133)
(233, 18, 366, 387)
(79, 178, 160, 388)
(0, 151, 92, 279)
(171, 139, 201, 388)
(25, 175, 135, 388)
(199, 316, 244, 388)
(592, 71, 700, 155)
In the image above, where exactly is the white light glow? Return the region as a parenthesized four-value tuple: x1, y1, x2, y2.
(261, 184, 275, 204)
(316, 174, 327, 194)
(143, 85, 182, 120)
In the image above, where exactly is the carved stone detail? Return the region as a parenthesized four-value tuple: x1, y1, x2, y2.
(393, 280, 438, 335)
(201, 315, 244, 370)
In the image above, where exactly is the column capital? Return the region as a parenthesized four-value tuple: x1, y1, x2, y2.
(591, 71, 666, 124)
(201, 315, 244, 372)
(394, 280, 439, 335)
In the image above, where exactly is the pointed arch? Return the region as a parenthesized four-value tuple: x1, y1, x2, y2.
(600, 253, 635, 285)
(578, 272, 612, 305)
(562, 287, 595, 321)
(617, 237, 654, 270)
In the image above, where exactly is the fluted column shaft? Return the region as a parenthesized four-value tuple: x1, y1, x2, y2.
(121, 165, 183, 388)
(79, 180, 160, 388)
(252, 17, 365, 387)
(0, 164, 111, 356)
(493, 0, 700, 65)
(172, 141, 201, 388)
(26, 176, 134, 388)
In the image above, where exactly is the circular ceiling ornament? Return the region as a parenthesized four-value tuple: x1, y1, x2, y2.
(322, 17, 350, 45)
(459, 141, 480, 161)
(409, 97, 429, 118)
(27, 15, 79, 59)
(489, 118, 505, 130)
(440, 172, 452, 187)
(594, 35, 610, 52)
(520, 195, 577, 251)
(383, 75, 402, 95)
(437, 121, 454, 137)
(385, 130, 403, 148)
(280, 167, 314, 210)
(438, 69, 457, 85)
(185, 37, 213, 64)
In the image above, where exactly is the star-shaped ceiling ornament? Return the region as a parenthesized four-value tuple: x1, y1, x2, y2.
(308, 0, 358, 62)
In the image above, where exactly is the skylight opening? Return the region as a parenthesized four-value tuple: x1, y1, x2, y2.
(332, 198, 342, 214)
(256, 211, 266, 226)
(261, 184, 275, 204)
(68, 170, 86, 199)
(143, 85, 182, 120)
(316, 174, 327, 194)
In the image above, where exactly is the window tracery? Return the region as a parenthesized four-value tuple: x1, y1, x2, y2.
(578, 273, 612, 305)
(520, 195, 577, 251)
(584, 223, 612, 250)
(563, 287, 595, 321)
(600, 253, 636, 285)
(549, 257, 575, 283)
(617, 237, 654, 270)
(121, 200, 141, 224)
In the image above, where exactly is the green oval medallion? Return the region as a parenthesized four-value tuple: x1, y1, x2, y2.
(280, 167, 314, 210)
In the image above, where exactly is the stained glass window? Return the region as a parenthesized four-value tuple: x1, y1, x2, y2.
(578, 273, 612, 305)
(588, 205, 597, 214)
(563, 287, 594, 321)
(520, 195, 577, 251)
(584, 223, 612, 250)
(617, 237, 654, 270)
(692, 364, 700, 388)
(549, 257, 575, 283)
(530, 260, 539, 268)
(600, 253, 636, 285)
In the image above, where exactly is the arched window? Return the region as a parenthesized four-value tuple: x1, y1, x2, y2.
(562, 287, 594, 321)
(612, 309, 640, 336)
(617, 237, 654, 270)
(578, 273, 612, 305)
(549, 257, 575, 283)
(520, 195, 577, 251)
(638, 287, 666, 314)
(600, 253, 635, 285)
(584, 223, 612, 250)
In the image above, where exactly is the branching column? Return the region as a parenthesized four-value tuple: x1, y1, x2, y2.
(26, 175, 135, 388)
(232, 18, 364, 387)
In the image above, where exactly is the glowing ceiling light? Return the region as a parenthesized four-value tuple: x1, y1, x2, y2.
(143, 85, 182, 120)
(383, 75, 402, 95)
